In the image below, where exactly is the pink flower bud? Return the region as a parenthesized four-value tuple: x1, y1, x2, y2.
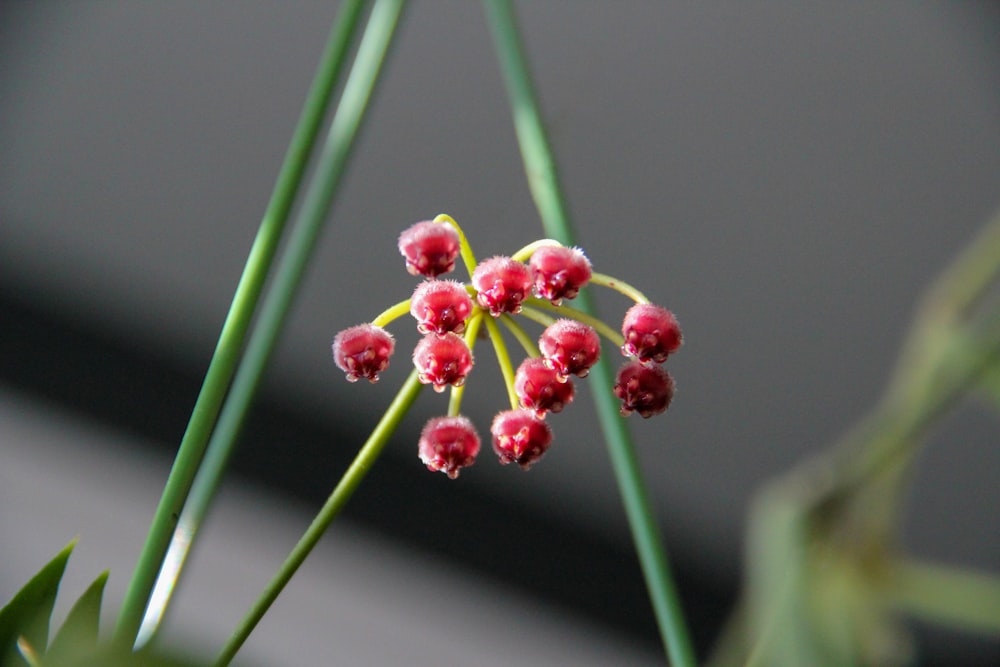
(398, 220, 461, 277)
(471, 256, 533, 316)
(621, 303, 682, 363)
(490, 409, 553, 470)
(418, 415, 481, 479)
(410, 280, 474, 335)
(529, 245, 591, 305)
(613, 361, 675, 418)
(413, 332, 474, 392)
(514, 357, 575, 417)
(538, 319, 601, 378)
(332, 324, 395, 383)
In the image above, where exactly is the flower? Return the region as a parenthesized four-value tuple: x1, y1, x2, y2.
(529, 245, 591, 304)
(621, 303, 682, 363)
(538, 319, 601, 378)
(410, 280, 474, 335)
(490, 409, 553, 469)
(413, 332, 474, 392)
(613, 361, 675, 418)
(471, 256, 533, 316)
(332, 324, 395, 383)
(398, 220, 462, 277)
(418, 416, 481, 479)
(514, 357, 575, 417)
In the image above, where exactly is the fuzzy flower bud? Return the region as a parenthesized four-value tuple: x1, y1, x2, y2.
(410, 280, 474, 335)
(539, 319, 601, 378)
(529, 245, 591, 305)
(471, 256, 533, 316)
(621, 303, 682, 363)
(514, 357, 575, 417)
(332, 324, 395, 383)
(490, 409, 553, 470)
(418, 415, 481, 479)
(613, 360, 675, 418)
(413, 332, 474, 392)
(398, 220, 462, 277)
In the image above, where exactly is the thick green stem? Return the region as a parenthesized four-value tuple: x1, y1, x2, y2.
(214, 371, 424, 667)
(113, 0, 369, 647)
(482, 2, 695, 664)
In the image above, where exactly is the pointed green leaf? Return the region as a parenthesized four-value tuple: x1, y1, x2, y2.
(44, 571, 108, 663)
(0, 540, 76, 665)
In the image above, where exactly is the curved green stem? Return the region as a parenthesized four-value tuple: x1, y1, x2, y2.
(511, 238, 561, 262)
(372, 299, 412, 328)
(434, 213, 479, 279)
(499, 313, 540, 357)
(114, 0, 370, 648)
(483, 1, 695, 664)
(527, 298, 624, 348)
(484, 315, 519, 410)
(517, 305, 556, 329)
(214, 370, 424, 667)
(590, 271, 651, 304)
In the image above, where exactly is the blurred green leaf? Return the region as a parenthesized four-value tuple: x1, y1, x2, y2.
(0, 540, 76, 666)
(44, 571, 108, 664)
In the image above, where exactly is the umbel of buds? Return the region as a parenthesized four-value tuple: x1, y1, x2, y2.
(332, 215, 682, 478)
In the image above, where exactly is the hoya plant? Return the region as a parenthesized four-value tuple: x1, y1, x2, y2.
(4, 1, 999, 666)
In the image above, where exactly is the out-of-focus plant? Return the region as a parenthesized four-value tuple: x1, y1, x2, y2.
(709, 210, 1000, 667)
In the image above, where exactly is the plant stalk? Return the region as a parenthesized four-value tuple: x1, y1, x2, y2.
(482, 1, 696, 664)
(136, 0, 404, 646)
(214, 370, 424, 667)
(113, 0, 369, 647)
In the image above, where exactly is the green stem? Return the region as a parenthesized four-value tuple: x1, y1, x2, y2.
(135, 0, 404, 646)
(213, 371, 424, 667)
(516, 305, 556, 330)
(484, 315, 520, 409)
(590, 271, 651, 304)
(372, 299, 412, 328)
(113, 0, 369, 647)
(527, 298, 624, 347)
(511, 238, 561, 262)
(886, 559, 1000, 635)
(483, 2, 695, 664)
(499, 313, 540, 357)
(434, 213, 479, 278)
(448, 311, 485, 416)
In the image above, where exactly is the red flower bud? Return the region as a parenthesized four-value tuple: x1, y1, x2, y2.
(398, 220, 461, 277)
(514, 357, 575, 417)
(471, 256, 533, 316)
(538, 319, 601, 378)
(621, 303, 682, 363)
(418, 415, 481, 479)
(529, 245, 591, 305)
(413, 332, 474, 392)
(410, 280, 473, 335)
(613, 361, 675, 418)
(490, 409, 553, 470)
(332, 324, 395, 383)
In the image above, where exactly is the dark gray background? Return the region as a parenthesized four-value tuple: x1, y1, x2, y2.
(2, 1, 999, 663)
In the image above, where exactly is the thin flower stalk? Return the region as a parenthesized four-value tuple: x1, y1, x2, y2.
(482, 0, 696, 663)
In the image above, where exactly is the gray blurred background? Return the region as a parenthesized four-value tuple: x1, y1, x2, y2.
(2, 1, 999, 664)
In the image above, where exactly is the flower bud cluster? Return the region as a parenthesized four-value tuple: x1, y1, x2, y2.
(332, 216, 682, 478)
